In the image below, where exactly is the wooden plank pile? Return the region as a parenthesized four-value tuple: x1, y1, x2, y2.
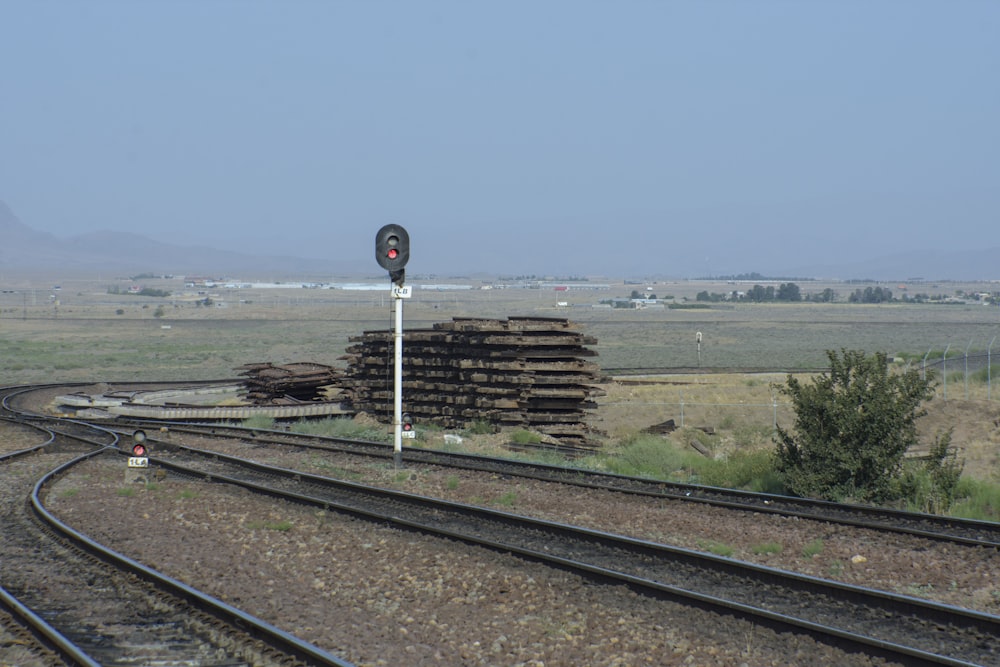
(341, 316, 605, 447)
(237, 362, 346, 405)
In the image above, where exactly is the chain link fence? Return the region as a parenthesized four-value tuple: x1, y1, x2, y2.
(599, 342, 1000, 443)
(916, 340, 1000, 401)
(598, 397, 796, 441)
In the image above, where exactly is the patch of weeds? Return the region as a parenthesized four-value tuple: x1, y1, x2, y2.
(948, 478, 1000, 522)
(464, 420, 494, 435)
(524, 450, 570, 466)
(246, 520, 293, 531)
(829, 561, 844, 578)
(510, 430, 543, 445)
(117, 487, 136, 497)
(308, 458, 363, 479)
(802, 539, 824, 558)
(751, 541, 782, 555)
(494, 491, 517, 507)
(699, 540, 735, 557)
(59, 488, 80, 499)
(242, 415, 276, 430)
(445, 476, 460, 491)
(606, 434, 694, 480)
(904, 583, 935, 598)
(177, 489, 199, 500)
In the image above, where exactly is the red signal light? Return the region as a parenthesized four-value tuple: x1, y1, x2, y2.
(375, 225, 409, 282)
(130, 430, 148, 457)
(401, 413, 413, 432)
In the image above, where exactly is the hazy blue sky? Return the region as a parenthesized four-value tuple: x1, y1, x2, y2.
(2, 1, 998, 277)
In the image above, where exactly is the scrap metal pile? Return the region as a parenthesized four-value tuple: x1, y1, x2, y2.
(341, 316, 605, 447)
(237, 362, 346, 404)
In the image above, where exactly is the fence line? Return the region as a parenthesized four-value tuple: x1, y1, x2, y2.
(917, 335, 999, 401)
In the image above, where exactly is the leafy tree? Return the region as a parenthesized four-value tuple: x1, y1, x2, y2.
(696, 291, 727, 302)
(746, 284, 775, 302)
(848, 286, 893, 304)
(811, 287, 836, 303)
(776, 282, 801, 302)
(773, 349, 936, 503)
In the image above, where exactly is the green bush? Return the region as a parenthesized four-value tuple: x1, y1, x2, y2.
(773, 349, 936, 503)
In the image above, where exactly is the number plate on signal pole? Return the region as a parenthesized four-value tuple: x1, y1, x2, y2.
(401, 430, 416, 439)
(128, 457, 148, 468)
(392, 285, 412, 299)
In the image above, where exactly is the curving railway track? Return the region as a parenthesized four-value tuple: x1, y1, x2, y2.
(4, 382, 1000, 665)
(111, 419, 1000, 550)
(0, 387, 355, 667)
(100, 440, 998, 666)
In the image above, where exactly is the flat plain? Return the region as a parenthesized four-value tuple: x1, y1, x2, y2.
(2, 273, 998, 479)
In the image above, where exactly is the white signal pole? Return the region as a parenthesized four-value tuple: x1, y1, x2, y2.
(392, 285, 406, 468)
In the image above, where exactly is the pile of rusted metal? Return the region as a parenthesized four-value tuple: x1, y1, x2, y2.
(237, 362, 346, 405)
(341, 316, 605, 447)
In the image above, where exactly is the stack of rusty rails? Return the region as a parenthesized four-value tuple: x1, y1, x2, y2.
(237, 362, 347, 405)
(341, 316, 606, 449)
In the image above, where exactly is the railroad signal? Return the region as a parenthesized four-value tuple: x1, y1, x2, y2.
(375, 224, 410, 286)
(401, 412, 415, 438)
(128, 430, 149, 468)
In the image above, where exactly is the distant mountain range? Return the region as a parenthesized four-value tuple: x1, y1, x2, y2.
(2, 200, 997, 281)
(0, 201, 365, 278)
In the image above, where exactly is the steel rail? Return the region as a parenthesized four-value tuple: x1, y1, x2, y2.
(147, 443, 1000, 666)
(30, 449, 357, 667)
(121, 419, 1000, 549)
(0, 584, 101, 667)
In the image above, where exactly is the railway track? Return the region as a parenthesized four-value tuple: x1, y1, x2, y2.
(7, 382, 1000, 664)
(94, 440, 1000, 665)
(0, 388, 355, 667)
(116, 419, 1000, 550)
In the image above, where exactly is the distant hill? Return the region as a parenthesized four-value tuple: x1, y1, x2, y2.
(2, 200, 997, 281)
(0, 201, 358, 277)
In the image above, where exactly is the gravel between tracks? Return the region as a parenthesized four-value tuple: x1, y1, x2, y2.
(4, 388, 997, 667)
(32, 431, 996, 667)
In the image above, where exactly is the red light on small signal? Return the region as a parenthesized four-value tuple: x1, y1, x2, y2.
(387, 248, 398, 259)
(132, 443, 147, 457)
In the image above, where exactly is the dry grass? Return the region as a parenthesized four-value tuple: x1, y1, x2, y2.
(597, 373, 1000, 483)
(3, 273, 998, 481)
